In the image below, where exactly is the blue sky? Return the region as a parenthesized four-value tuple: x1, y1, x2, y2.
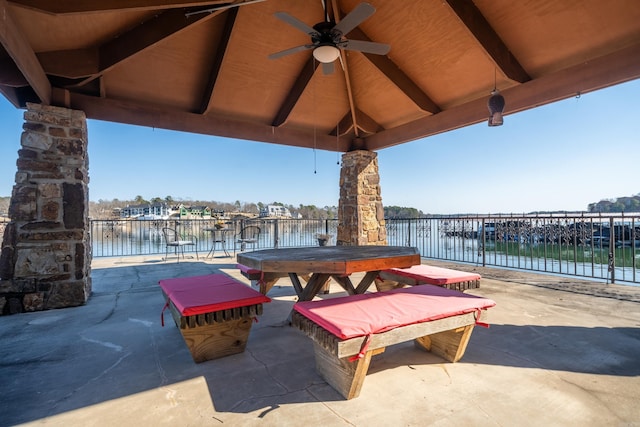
(1, 78, 638, 214)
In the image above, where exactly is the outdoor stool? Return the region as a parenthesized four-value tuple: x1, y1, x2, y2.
(376, 264, 481, 292)
(159, 274, 270, 363)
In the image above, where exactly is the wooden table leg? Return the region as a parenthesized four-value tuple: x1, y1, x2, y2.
(355, 271, 380, 294)
(299, 273, 332, 301)
(331, 275, 356, 294)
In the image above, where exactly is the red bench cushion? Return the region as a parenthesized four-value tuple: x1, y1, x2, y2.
(236, 263, 262, 275)
(159, 274, 270, 316)
(385, 264, 481, 285)
(293, 285, 495, 340)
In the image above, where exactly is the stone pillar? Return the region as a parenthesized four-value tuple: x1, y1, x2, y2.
(337, 150, 387, 246)
(0, 103, 91, 315)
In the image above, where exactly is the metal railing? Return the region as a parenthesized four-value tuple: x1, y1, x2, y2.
(89, 217, 336, 258)
(90, 213, 640, 285)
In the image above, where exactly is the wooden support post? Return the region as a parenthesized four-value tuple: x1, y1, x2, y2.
(313, 342, 373, 400)
(166, 296, 261, 363)
(259, 277, 281, 295)
(179, 318, 253, 363)
(374, 278, 405, 292)
(414, 324, 475, 362)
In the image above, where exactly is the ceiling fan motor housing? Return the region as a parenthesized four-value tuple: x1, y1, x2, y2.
(312, 21, 344, 46)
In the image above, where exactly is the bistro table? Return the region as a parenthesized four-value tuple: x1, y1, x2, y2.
(203, 227, 233, 258)
(236, 245, 421, 301)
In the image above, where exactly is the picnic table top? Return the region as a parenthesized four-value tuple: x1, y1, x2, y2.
(236, 245, 421, 275)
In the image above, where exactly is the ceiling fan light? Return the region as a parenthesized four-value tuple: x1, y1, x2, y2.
(313, 45, 340, 63)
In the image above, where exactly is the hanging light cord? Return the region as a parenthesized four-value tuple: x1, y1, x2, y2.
(493, 68, 497, 91)
(336, 121, 340, 165)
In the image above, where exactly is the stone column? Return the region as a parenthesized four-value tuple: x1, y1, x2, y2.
(337, 150, 387, 246)
(0, 103, 91, 315)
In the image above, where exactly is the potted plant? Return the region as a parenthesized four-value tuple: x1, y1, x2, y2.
(315, 233, 332, 246)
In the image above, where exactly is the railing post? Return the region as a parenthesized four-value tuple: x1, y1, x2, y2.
(609, 216, 615, 284)
(481, 218, 486, 267)
(274, 218, 279, 249)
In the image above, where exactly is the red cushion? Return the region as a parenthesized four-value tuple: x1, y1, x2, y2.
(386, 264, 481, 285)
(159, 274, 270, 316)
(236, 263, 262, 275)
(293, 285, 495, 340)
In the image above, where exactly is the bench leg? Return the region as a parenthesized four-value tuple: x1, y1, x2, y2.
(179, 317, 254, 363)
(374, 278, 406, 292)
(312, 342, 373, 400)
(414, 324, 474, 362)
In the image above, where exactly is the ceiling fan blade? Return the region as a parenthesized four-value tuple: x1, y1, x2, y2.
(333, 2, 376, 36)
(185, 0, 266, 17)
(322, 62, 335, 75)
(268, 44, 313, 60)
(342, 39, 390, 55)
(274, 12, 318, 36)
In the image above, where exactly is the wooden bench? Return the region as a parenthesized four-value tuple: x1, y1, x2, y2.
(291, 285, 495, 399)
(375, 264, 481, 292)
(159, 274, 270, 363)
(236, 263, 289, 295)
(236, 263, 330, 296)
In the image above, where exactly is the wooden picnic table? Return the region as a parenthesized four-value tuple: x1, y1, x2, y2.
(236, 245, 421, 301)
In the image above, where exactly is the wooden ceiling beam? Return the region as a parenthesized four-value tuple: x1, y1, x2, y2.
(37, 48, 99, 78)
(330, 112, 354, 137)
(354, 108, 383, 135)
(445, 0, 530, 84)
(328, 107, 383, 137)
(0, 0, 50, 104)
(199, 7, 238, 114)
(332, 0, 360, 137)
(348, 27, 441, 114)
(0, 85, 22, 107)
(271, 57, 319, 127)
(364, 44, 640, 151)
(99, 9, 210, 72)
(69, 8, 216, 88)
(0, 57, 28, 86)
(34, 8, 218, 84)
(8, 0, 233, 14)
(55, 89, 350, 152)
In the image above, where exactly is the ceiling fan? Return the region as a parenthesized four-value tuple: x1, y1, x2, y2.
(268, 2, 390, 75)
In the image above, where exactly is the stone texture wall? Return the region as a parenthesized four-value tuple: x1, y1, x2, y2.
(337, 150, 387, 246)
(0, 103, 91, 315)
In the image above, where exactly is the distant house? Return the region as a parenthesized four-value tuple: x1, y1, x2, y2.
(259, 205, 292, 218)
(120, 202, 172, 220)
(177, 204, 212, 219)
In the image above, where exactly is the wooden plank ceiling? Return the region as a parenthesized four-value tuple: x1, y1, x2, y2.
(1, 0, 639, 152)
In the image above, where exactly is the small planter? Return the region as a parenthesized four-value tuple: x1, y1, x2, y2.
(316, 234, 332, 246)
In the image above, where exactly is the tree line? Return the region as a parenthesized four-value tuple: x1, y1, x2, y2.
(587, 193, 640, 213)
(6, 192, 637, 221)
(88, 196, 339, 220)
(87, 196, 427, 220)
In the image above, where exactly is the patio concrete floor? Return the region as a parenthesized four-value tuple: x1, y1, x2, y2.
(1, 254, 639, 426)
